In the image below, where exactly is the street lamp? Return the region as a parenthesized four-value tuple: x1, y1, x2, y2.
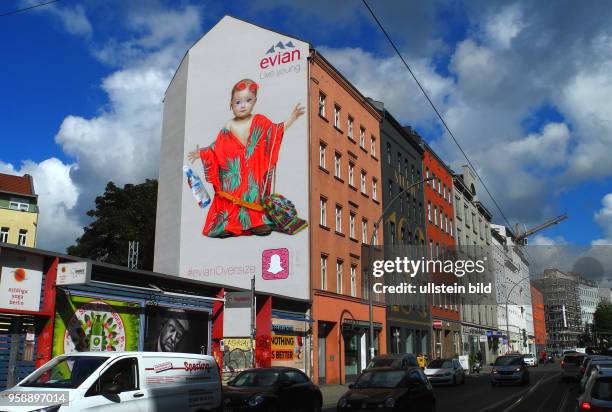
(367, 177, 434, 360)
(503, 274, 531, 353)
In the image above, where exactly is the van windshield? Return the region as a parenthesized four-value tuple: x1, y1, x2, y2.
(20, 356, 109, 389)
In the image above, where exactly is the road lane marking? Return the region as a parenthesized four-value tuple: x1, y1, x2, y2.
(556, 385, 570, 412)
(476, 372, 560, 412)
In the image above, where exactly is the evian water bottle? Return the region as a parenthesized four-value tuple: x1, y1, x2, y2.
(184, 166, 211, 208)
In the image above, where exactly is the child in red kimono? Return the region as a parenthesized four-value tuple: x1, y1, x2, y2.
(188, 79, 305, 238)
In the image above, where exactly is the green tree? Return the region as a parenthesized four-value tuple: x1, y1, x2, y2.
(67, 180, 157, 270)
(594, 301, 612, 347)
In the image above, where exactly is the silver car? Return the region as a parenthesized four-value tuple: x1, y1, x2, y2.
(424, 358, 465, 385)
(577, 367, 612, 411)
(580, 358, 612, 393)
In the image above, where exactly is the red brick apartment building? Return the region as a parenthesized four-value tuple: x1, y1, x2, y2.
(423, 144, 460, 358)
(309, 51, 386, 384)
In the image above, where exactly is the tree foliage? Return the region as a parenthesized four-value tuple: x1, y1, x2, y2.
(67, 180, 157, 270)
(594, 301, 612, 339)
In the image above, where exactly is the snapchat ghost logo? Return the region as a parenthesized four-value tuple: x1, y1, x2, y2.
(262, 248, 289, 280)
(267, 254, 283, 274)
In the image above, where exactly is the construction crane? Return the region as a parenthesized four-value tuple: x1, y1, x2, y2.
(514, 214, 568, 245)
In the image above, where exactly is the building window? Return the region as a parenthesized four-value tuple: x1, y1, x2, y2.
(440, 211, 443, 229)
(426, 168, 430, 183)
(320, 255, 327, 290)
(388, 180, 393, 200)
(347, 116, 354, 139)
(370, 136, 376, 157)
(18, 229, 27, 246)
(438, 179, 442, 195)
(411, 165, 415, 184)
(397, 152, 402, 173)
(362, 219, 368, 244)
(334, 153, 341, 178)
(360, 127, 366, 148)
(434, 206, 438, 226)
(318, 93, 326, 117)
(443, 185, 446, 199)
(445, 215, 449, 233)
(349, 213, 356, 239)
(348, 162, 355, 186)
(336, 260, 343, 294)
(429, 240, 434, 259)
(350, 265, 357, 297)
(386, 143, 392, 165)
(389, 222, 396, 245)
(319, 198, 327, 226)
(372, 225, 378, 245)
(335, 205, 342, 233)
(432, 174, 436, 191)
(334, 105, 341, 128)
(319, 142, 326, 169)
(0, 227, 8, 243)
(372, 178, 378, 201)
(9, 201, 29, 211)
(427, 202, 432, 222)
(360, 171, 367, 194)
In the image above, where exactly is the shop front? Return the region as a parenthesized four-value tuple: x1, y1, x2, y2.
(387, 305, 430, 358)
(0, 247, 57, 390)
(432, 318, 461, 359)
(313, 292, 386, 385)
(461, 326, 499, 364)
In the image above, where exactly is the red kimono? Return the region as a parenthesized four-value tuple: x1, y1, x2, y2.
(199, 114, 284, 237)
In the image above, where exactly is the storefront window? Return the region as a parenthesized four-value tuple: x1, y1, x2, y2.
(344, 332, 361, 380)
(405, 330, 414, 354)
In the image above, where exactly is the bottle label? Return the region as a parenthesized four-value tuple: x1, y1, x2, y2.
(90, 334, 103, 351)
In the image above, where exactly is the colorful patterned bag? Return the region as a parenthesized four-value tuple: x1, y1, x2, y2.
(262, 193, 308, 235)
(261, 124, 307, 235)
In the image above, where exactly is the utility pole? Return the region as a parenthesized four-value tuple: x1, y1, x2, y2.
(250, 275, 256, 368)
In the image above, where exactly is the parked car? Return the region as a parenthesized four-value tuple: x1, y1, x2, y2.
(561, 352, 586, 381)
(424, 358, 465, 385)
(580, 357, 612, 393)
(523, 354, 537, 367)
(577, 367, 612, 411)
(490, 355, 530, 386)
(0, 351, 222, 411)
(366, 353, 419, 370)
(222, 367, 322, 412)
(337, 366, 435, 412)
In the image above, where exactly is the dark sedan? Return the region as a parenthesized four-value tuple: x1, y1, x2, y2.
(222, 367, 322, 412)
(337, 367, 436, 412)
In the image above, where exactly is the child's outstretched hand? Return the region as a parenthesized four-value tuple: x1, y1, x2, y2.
(187, 145, 200, 163)
(285, 103, 305, 130)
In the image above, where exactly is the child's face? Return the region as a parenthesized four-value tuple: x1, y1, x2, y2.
(231, 89, 257, 118)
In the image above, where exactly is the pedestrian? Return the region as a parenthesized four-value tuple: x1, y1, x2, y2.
(417, 353, 426, 368)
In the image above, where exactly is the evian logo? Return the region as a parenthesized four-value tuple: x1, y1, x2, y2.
(184, 360, 211, 374)
(260, 41, 301, 69)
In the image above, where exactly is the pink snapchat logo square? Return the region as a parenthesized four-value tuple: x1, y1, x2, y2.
(262, 248, 289, 280)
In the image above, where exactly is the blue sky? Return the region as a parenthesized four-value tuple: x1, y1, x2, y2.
(1, 0, 612, 251)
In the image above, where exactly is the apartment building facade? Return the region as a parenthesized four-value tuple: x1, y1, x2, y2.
(310, 51, 386, 384)
(0, 173, 38, 248)
(423, 144, 460, 358)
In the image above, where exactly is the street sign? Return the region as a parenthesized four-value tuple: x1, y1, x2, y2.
(225, 291, 251, 308)
(486, 330, 493, 337)
(433, 320, 442, 328)
(56, 262, 91, 285)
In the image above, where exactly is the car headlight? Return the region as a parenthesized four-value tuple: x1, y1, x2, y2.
(491, 368, 498, 374)
(31, 406, 61, 412)
(515, 368, 521, 372)
(247, 394, 264, 407)
(338, 397, 348, 408)
(384, 397, 396, 408)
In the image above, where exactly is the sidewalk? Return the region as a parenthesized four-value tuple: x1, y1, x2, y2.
(320, 384, 350, 408)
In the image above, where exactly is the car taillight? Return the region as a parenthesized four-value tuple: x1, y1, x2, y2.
(581, 402, 591, 410)
(561, 360, 565, 366)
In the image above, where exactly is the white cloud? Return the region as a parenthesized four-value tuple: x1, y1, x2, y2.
(531, 235, 567, 246)
(0, 159, 81, 250)
(6, 5, 203, 253)
(21, 0, 93, 37)
(593, 193, 612, 245)
(483, 4, 525, 49)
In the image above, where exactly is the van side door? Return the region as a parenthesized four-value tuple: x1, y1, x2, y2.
(82, 357, 145, 411)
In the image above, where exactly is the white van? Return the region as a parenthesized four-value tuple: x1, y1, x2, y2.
(0, 352, 221, 411)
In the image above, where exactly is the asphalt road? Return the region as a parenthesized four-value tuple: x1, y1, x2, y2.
(324, 363, 580, 412)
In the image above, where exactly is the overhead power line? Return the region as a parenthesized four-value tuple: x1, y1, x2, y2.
(0, 0, 60, 17)
(361, 0, 516, 233)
